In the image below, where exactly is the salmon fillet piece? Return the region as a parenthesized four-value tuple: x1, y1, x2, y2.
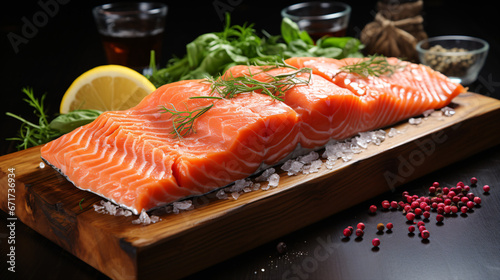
(224, 57, 465, 149)
(41, 79, 299, 214)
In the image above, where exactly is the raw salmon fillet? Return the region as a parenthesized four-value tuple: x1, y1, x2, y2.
(41, 57, 464, 214)
(41, 79, 299, 214)
(225, 57, 465, 149)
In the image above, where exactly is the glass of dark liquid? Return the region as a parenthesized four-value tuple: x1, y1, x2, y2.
(281, 2, 351, 42)
(93, 2, 167, 73)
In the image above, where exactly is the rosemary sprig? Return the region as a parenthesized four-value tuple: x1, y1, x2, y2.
(6, 88, 62, 150)
(160, 103, 214, 138)
(337, 55, 403, 77)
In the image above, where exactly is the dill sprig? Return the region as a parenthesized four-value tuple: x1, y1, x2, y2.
(208, 65, 312, 101)
(6, 88, 62, 150)
(337, 55, 403, 77)
(160, 103, 214, 138)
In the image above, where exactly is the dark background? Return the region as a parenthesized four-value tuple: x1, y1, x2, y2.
(1, 0, 499, 279)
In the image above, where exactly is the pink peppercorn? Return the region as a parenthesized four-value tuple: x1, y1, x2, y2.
(461, 206, 468, 214)
(433, 182, 440, 187)
(471, 177, 478, 185)
(411, 201, 419, 209)
(431, 202, 438, 209)
(437, 207, 444, 214)
(355, 229, 364, 237)
(467, 201, 474, 209)
(467, 193, 475, 200)
(452, 196, 460, 203)
(421, 230, 430, 239)
(483, 185, 490, 193)
(414, 208, 423, 216)
(444, 205, 451, 214)
(419, 226, 426, 232)
(442, 187, 449, 194)
(451, 206, 458, 214)
(444, 198, 452, 205)
(464, 185, 470, 192)
(429, 186, 436, 194)
(448, 191, 456, 198)
(436, 214, 444, 222)
(381, 200, 390, 209)
(457, 181, 465, 187)
(461, 197, 469, 204)
(386, 223, 393, 230)
(343, 228, 352, 237)
(417, 221, 425, 227)
(423, 211, 431, 219)
(474, 197, 482, 205)
(408, 225, 415, 233)
(369, 205, 377, 213)
(404, 205, 412, 212)
(402, 191, 409, 197)
(391, 201, 398, 209)
(372, 238, 380, 247)
(406, 212, 415, 221)
(357, 223, 365, 230)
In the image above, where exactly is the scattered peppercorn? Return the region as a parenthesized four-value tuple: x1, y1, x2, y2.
(470, 177, 478, 185)
(406, 212, 415, 221)
(386, 223, 393, 230)
(421, 230, 430, 239)
(408, 225, 415, 233)
(369, 205, 377, 213)
(436, 214, 444, 222)
(372, 238, 380, 247)
(356, 229, 364, 237)
(473, 197, 481, 205)
(377, 223, 385, 231)
(466, 201, 474, 209)
(343, 228, 352, 237)
(483, 185, 490, 193)
(357, 222, 365, 230)
(460, 206, 468, 214)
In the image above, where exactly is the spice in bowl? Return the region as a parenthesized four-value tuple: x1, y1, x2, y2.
(422, 45, 476, 78)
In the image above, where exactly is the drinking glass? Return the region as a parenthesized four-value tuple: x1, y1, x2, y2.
(93, 2, 167, 73)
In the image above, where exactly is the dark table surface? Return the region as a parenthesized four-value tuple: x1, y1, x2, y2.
(1, 0, 499, 279)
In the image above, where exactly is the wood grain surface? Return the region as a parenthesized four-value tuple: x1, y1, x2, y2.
(1, 92, 500, 280)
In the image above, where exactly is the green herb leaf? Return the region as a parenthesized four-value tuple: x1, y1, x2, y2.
(49, 109, 102, 134)
(160, 103, 214, 138)
(337, 55, 404, 77)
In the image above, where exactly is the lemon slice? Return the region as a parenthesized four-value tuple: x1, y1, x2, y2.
(60, 65, 156, 114)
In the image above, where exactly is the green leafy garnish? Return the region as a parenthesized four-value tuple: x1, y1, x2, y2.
(337, 55, 404, 77)
(6, 88, 101, 150)
(146, 13, 363, 87)
(208, 65, 312, 101)
(160, 103, 214, 138)
(79, 198, 85, 210)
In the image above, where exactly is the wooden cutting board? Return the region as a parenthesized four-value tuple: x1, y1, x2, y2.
(1, 92, 500, 280)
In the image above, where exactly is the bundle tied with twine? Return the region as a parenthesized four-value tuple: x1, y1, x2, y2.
(360, 0, 427, 61)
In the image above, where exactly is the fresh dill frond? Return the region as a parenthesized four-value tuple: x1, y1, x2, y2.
(160, 103, 214, 138)
(337, 55, 404, 77)
(209, 65, 312, 101)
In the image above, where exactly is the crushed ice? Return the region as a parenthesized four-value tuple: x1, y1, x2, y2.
(441, 106, 455, 117)
(93, 200, 161, 225)
(93, 200, 133, 217)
